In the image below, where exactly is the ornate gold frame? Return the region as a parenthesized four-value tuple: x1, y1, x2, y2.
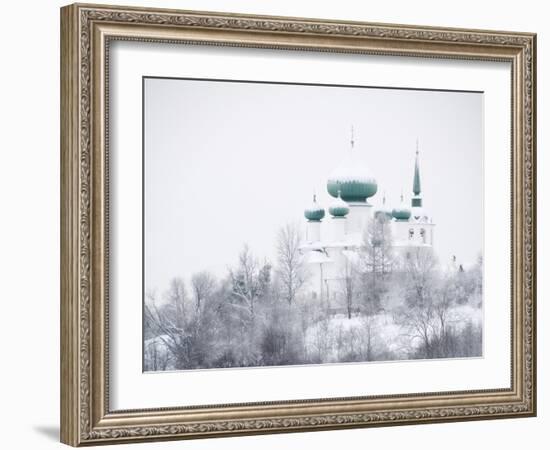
(60, 3, 536, 446)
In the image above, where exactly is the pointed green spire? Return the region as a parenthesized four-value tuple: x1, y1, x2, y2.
(413, 139, 421, 196)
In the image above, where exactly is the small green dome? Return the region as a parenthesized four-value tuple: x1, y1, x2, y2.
(392, 196, 411, 221)
(329, 194, 350, 217)
(304, 195, 325, 221)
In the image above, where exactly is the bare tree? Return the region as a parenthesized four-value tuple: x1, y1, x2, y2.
(361, 215, 394, 273)
(359, 315, 377, 361)
(339, 258, 357, 319)
(144, 285, 193, 369)
(229, 244, 262, 321)
(143, 288, 160, 340)
(474, 253, 483, 296)
(191, 271, 216, 312)
(143, 334, 173, 371)
(394, 300, 436, 358)
(392, 247, 440, 357)
(403, 247, 438, 307)
(434, 287, 453, 346)
(160, 277, 187, 330)
(144, 278, 223, 370)
(394, 254, 468, 359)
(143, 290, 174, 371)
(358, 216, 394, 312)
(276, 223, 307, 307)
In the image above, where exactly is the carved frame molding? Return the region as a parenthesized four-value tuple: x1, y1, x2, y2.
(60, 3, 536, 446)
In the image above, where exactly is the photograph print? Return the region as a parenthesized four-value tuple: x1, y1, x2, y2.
(143, 77, 484, 372)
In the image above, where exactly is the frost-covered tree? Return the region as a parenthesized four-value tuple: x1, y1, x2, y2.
(143, 336, 173, 371)
(394, 248, 483, 359)
(143, 290, 175, 371)
(143, 224, 483, 370)
(229, 244, 263, 321)
(144, 279, 193, 369)
(394, 248, 439, 357)
(402, 246, 438, 307)
(144, 277, 223, 370)
(164, 277, 187, 329)
(361, 215, 394, 273)
(474, 253, 483, 295)
(191, 271, 216, 312)
(226, 245, 278, 366)
(358, 215, 394, 312)
(338, 258, 358, 319)
(276, 223, 307, 307)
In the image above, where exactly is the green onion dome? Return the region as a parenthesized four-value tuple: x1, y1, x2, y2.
(392, 195, 411, 221)
(304, 195, 325, 221)
(329, 192, 350, 217)
(327, 154, 377, 202)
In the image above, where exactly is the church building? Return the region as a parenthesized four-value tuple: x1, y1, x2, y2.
(299, 130, 435, 300)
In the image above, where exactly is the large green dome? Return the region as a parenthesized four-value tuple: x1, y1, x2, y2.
(304, 195, 325, 221)
(327, 156, 377, 202)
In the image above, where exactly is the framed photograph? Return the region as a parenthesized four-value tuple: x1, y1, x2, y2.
(60, 3, 537, 446)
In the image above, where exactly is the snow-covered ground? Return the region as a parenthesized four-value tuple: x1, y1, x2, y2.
(304, 302, 483, 363)
(304, 312, 408, 362)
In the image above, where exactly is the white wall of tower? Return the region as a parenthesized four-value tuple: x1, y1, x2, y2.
(330, 216, 347, 242)
(345, 202, 373, 242)
(305, 220, 321, 243)
(391, 220, 434, 247)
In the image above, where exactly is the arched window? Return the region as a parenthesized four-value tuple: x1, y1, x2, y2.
(420, 228, 426, 244)
(408, 228, 414, 240)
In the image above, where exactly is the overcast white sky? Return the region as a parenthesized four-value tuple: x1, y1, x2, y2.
(144, 78, 483, 294)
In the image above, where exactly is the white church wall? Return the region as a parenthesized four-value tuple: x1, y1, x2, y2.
(345, 203, 373, 241)
(330, 217, 347, 242)
(305, 220, 321, 242)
